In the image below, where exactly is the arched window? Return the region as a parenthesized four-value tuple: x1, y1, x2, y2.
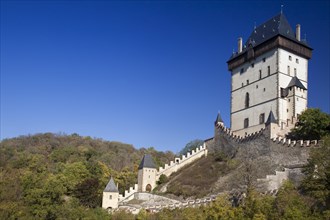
(245, 92, 250, 108)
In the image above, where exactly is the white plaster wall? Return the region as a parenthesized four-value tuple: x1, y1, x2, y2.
(278, 48, 308, 82)
(231, 49, 278, 134)
(231, 47, 309, 136)
(138, 168, 157, 192)
(102, 192, 119, 209)
(231, 49, 277, 91)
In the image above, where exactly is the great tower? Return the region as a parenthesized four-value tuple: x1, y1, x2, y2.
(227, 13, 312, 137)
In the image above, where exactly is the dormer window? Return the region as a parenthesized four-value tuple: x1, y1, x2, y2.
(240, 68, 244, 74)
(263, 58, 266, 62)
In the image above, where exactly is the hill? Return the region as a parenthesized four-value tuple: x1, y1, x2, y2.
(0, 133, 175, 219)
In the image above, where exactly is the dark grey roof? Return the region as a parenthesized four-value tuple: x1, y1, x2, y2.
(244, 13, 306, 48)
(230, 13, 310, 60)
(215, 112, 224, 124)
(287, 76, 307, 90)
(138, 154, 156, 169)
(104, 177, 119, 192)
(265, 110, 277, 125)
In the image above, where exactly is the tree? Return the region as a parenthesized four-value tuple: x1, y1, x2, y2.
(274, 181, 311, 219)
(179, 139, 204, 155)
(73, 178, 101, 208)
(287, 108, 330, 140)
(300, 135, 330, 211)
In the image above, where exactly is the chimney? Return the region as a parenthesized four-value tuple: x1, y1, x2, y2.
(296, 24, 301, 41)
(238, 37, 243, 53)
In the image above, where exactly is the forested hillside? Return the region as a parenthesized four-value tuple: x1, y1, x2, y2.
(0, 133, 174, 219)
(1, 132, 329, 219)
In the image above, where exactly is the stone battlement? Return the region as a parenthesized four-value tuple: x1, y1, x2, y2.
(215, 122, 320, 148)
(216, 123, 265, 143)
(156, 143, 208, 180)
(271, 136, 320, 147)
(119, 184, 138, 203)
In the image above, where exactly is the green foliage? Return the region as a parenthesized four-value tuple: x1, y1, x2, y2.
(243, 188, 275, 219)
(73, 178, 101, 208)
(301, 135, 330, 211)
(0, 133, 174, 219)
(287, 108, 330, 140)
(179, 139, 204, 155)
(274, 181, 311, 219)
(157, 174, 169, 185)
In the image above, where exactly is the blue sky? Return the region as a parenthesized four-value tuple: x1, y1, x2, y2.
(1, 0, 329, 153)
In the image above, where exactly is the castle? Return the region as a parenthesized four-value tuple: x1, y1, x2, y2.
(102, 12, 318, 211)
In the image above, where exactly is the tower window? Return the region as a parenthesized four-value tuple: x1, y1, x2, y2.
(245, 92, 250, 108)
(262, 58, 266, 62)
(259, 70, 262, 79)
(110, 195, 112, 199)
(242, 83, 244, 87)
(259, 113, 265, 124)
(294, 68, 297, 76)
(247, 80, 249, 85)
(289, 55, 292, 61)
(267, 66, 270, 75)
(263, 88, 266, 92)
(244, 118, 249, 128)
(296, 58, 299, 63)
(287, 66, 290, 75)
(256, 85, 258, 89)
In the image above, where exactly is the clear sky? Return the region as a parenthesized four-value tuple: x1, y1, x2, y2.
(1, 0, 329, 153)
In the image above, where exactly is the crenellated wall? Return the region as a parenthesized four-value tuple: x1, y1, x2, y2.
(118, 184, 139, 203)
(209, 121, 320, 191)
(117, 144, 208, 204)
(156, 143, 208, 180)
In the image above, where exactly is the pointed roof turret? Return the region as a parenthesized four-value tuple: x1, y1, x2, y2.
(265, 111, 277, 126)
(138, 154, 156, 170)
(104, 177, 119, 192)
(215, 112, 224, 125)
(287, 76, 307, 90)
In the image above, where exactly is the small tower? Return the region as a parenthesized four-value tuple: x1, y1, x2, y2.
(265, 110, 277, 139)
(215, 111, 224, 126)
(281, 76, 307, 127)
(102, 177, 119, 210)
(138, 154, 157, 192)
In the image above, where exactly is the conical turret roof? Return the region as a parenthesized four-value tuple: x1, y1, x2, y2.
(104, 177, 119, 192)
(265, 110, 277, 125)
(215, 112, 224, 124)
